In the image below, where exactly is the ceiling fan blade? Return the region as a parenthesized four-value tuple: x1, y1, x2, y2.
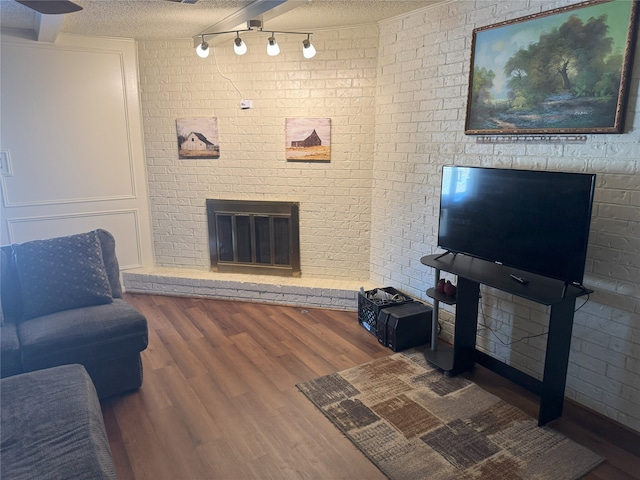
(16, 1, 83, 15)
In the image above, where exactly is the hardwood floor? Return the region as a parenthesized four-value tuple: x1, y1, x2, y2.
(101, 294, 640, 479)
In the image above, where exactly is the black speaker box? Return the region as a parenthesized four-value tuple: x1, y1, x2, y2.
(376, 302, 432, 352)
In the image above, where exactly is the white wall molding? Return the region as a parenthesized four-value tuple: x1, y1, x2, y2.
(6, 209, 144, 270)
(1, 192, 139, 208)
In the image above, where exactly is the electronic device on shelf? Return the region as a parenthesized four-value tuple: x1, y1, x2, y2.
(437, 165, 595, 286)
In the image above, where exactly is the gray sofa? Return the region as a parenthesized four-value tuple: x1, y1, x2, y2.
(1, 364, 117, 479)
(0, 229, 148, 399)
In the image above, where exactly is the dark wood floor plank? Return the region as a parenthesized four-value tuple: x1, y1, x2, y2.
(275, 351, 324, 380)
(183, 304, 236, 349)
(130, 367, 173, 414)
(146, 405, 213, 478)
(157, 302, 204, 341)
(108, 393, 183, 479)
(267, 308, 348, 361)
(186, 374, 262, 451)
(194, 297, 253, 337)
(230, 332, 303, 392)
(229, 307, 293, 357)
(151, 364, 221, 445)
(187, 336, 251, 397)
(196, 438, 263, 479)
(154, 326, 209, 379)
(100, 293, 639, 480)
(280, 335, 345, 377)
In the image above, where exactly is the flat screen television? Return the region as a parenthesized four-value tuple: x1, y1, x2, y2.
(437, 166, 596, 285)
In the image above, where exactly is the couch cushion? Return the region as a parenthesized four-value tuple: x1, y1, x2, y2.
(18, 299, 148, 372)
(0, 364, 117, 480)
(0, 323, 22, 378)
(13, 231, 113, 321)
(0, 246, 23, 323)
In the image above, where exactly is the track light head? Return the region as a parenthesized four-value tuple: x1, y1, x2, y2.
(267, 34, 280, 56)
(234, 33, 247, 55)
(196, 37, 209, 58)
(302, 36, 316, 59)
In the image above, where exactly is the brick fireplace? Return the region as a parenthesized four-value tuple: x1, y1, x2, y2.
(121, 202, 375, 311)
(123, 199, 378, 311)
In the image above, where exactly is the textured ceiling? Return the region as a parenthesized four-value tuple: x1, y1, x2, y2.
(0, 0, 443, 40)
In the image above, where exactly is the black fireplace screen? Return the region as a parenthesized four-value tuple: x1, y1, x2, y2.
(206, 200, 300, 277)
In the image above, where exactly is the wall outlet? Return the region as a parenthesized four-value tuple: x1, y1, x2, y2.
(240, 99, 253, 109)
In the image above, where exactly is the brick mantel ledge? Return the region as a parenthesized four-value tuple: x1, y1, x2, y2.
(122, 267, 379, 311)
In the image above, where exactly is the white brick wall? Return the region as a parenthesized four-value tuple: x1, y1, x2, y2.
(372, 0, 639, 431)
(137, 26, 379, 280)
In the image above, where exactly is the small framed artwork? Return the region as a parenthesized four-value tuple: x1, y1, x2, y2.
(176, 117, 220, 159)
(286, 118, 331, 161)
(465, 0, 638, 135)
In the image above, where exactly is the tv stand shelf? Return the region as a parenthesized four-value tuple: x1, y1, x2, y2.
(425, 288, 456, 305)
(421, 253, 590, 426)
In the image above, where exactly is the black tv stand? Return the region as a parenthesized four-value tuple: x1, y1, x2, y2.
(433, 250, 454, 261)
(421, 253, 591, 426)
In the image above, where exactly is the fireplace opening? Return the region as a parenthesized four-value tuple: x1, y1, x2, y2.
(206, 199, 301, 277)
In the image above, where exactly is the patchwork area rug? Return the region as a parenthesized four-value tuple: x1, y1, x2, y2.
(297, 347, 603, 480)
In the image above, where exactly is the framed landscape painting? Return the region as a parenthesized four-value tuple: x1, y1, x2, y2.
(286, 118, 331, 161)
(176, 117, 220, 159)
(465, 0, 638, 135)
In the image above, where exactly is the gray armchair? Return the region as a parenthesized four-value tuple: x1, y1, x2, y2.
(0, 229, 148, 398)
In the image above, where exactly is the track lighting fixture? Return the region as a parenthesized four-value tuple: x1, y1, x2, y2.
(266, 34, 280, 56)
(195, 20, 315, 59)
(302, 35, 316, 59)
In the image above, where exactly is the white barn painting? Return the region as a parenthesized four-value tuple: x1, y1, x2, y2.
(176, 117, 220, 159)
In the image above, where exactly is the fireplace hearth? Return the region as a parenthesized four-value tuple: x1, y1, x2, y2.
(206, 199, 301, 277)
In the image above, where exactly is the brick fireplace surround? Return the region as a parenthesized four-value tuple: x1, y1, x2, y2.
(122, 269, 377, 311)
(123, 198, 378, 310)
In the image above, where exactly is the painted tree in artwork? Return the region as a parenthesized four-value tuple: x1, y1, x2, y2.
(471, 67, 496, 105)
(504, 14, 620, 105)
(503, 48, 535, 110)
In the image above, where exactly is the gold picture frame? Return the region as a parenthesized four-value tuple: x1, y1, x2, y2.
(465, 0, 638, 135)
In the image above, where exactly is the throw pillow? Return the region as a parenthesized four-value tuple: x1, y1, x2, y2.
(13, 231, 113, 320)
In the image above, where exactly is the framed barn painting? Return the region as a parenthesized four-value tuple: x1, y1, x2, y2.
(176, 117, 220, 159)
(465, 0, 638, 135)
(286, 118, 331, 161)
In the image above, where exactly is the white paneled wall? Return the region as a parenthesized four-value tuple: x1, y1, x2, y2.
(372, 0, 639, 431)
(0, 32, 153, 269)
